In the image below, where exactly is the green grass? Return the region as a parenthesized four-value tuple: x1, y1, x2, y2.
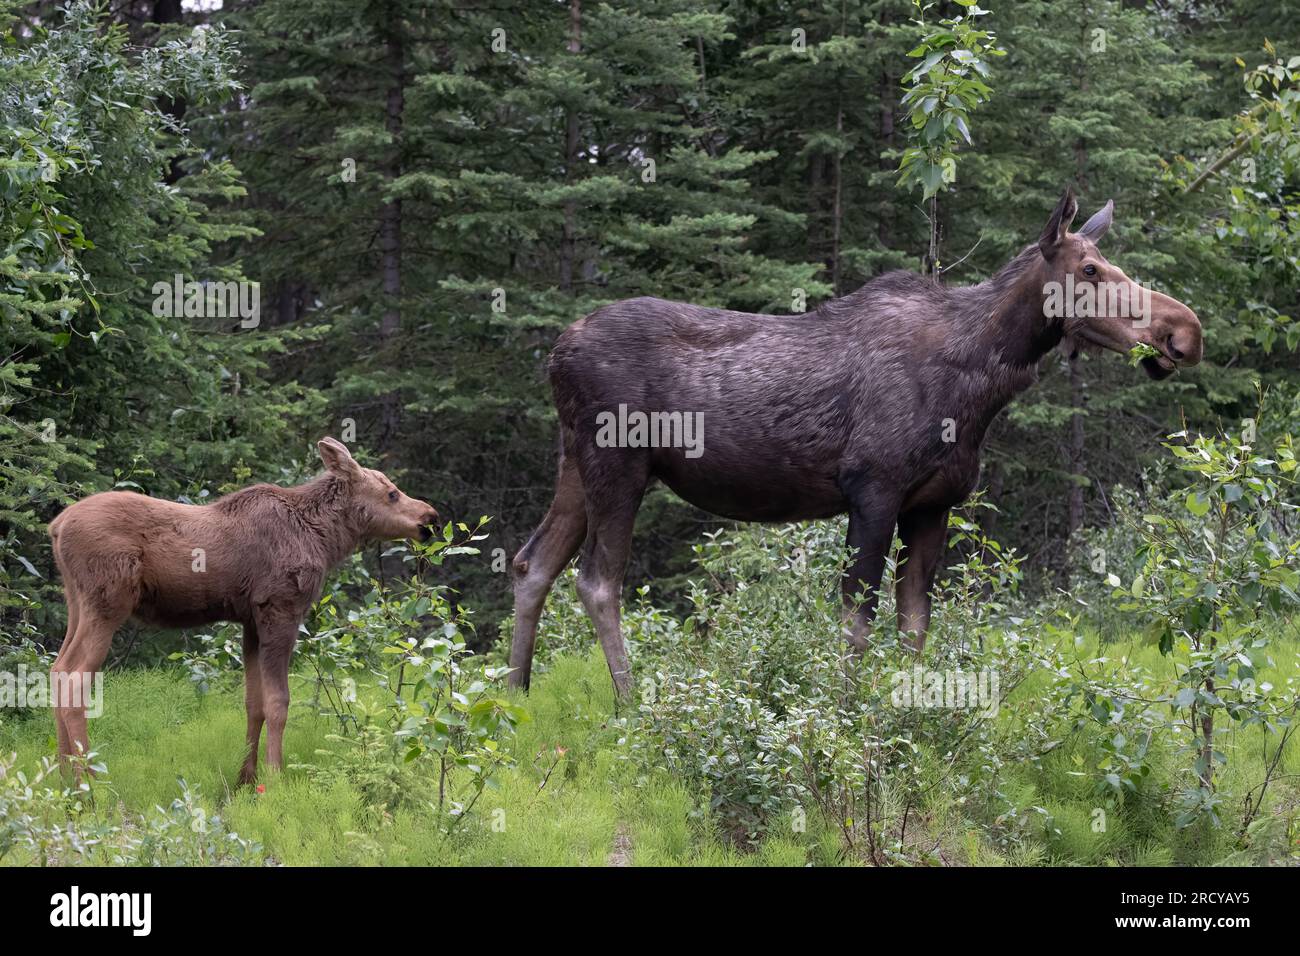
(998, 623, 1300, 866)
(0, 650, 823, 865)
(2, 630, 1298, 866)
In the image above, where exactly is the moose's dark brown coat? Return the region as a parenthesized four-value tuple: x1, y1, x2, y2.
(509, 190, 1203, 696)
(48, 438, 438, 782)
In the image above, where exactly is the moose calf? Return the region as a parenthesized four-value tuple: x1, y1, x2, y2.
(47, 437, 438, 783)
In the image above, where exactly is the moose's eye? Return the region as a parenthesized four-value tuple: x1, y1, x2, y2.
(1082, 264, 1098, 277)
(388, 490, 399, 503)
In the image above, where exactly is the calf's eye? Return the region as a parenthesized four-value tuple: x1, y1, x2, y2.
(388, 490, 399, 502)
(1082, 264, 1097, 277)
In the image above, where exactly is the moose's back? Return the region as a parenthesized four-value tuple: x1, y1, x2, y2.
(545, 295, 943, 521)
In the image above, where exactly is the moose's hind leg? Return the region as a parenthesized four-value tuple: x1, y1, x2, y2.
(52, 553, 139, 771)
(573, 454, 649, 700)
(238, 622, 264, 786)
(508, 454, 587, 691)
(895, 507, 949, 650)
(52, 581, 82, 760)
(52, 611, 122, 771)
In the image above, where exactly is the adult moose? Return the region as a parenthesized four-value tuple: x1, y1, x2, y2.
(508, 189, 1202, 696)
(48, 437, 439, 783)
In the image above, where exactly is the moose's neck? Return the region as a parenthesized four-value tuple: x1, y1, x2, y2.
(291, 474, 372, 568)
(940, 253, 1064, 435)
(986, 283, 1064, 369)
(976, 246, 1064, 366)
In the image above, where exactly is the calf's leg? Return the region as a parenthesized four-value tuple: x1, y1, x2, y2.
(52, 582, 82, 759)
(52, 610, 121, 770)
(238, 622, 264, 786)
(52, 552, 137, 771)
(253, 612, 297, 774)
(508, 452, 587, 691)
(895, 507, 949, 650)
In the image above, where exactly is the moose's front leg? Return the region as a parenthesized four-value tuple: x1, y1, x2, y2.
(896, 506, 949, 650)
(841, 496, 901, 652)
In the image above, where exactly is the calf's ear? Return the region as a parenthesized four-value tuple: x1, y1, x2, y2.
(317, 437, 361, 477)
(1038, 187, 1079, 260)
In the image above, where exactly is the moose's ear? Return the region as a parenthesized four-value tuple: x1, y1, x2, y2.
(1038, 187, 1079, 260)
(317, 437, 361, 476)
(1076, 199, 1114, 242)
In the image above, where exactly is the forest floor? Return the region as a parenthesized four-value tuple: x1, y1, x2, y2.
(0, 652, 821, 865)
(2, 633, 1299, 866)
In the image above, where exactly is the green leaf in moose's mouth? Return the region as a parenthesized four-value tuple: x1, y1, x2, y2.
(1128, 342, 1162, 366)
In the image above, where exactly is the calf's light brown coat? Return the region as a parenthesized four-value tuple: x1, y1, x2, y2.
(48, 437, 437, 783)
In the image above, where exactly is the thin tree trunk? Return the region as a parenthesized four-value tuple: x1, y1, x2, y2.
(1061, 16, 1091, 585)
(876, 47, 895, 252)
(1065, 355, 1087, 549)
(379, 32, 404, 341)
(274, 279, 306, 329)
(1198, 698, 1215, 789)
(829, 0, 847, 294)
(831, 96, 844, 296)
(927, 194, 940, 281)
(559, 0, 582, 294)
(809, 154, 826, 269)
(378, 27, 405, 449)
(150, 0, 187, 185)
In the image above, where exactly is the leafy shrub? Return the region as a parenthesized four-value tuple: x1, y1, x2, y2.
(0, 634, 54, 721)
(167, 623, 244, 696)
(292, 520, 530, 831)
(0, 754, 263, 866)
(1106, 422, 1300, 826)
(626, 510, 1056, 860)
